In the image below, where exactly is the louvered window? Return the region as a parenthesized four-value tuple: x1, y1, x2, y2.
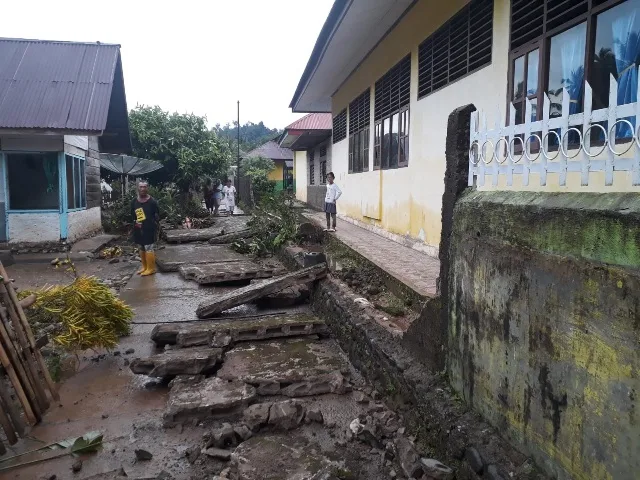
(374, 56, 411, 169)
(332, 109, 347, 143)
(418, 0, 493, 98)
(507, 0, 637, 145)
(308, 149, 315, 186)
(348, 89, 370, 173)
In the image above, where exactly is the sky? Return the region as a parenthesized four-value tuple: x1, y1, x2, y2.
(2, 0, 334, 130)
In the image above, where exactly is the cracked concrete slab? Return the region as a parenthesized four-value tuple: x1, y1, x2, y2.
(129, 347, 224, 377)
(164, 377, 256, 426)
(179, 261, 286, 285)
(151, 313, 329, 348)
(156, 244, 246, 272)
(164, 217, 250, 243)
(216, 338, 351, 396)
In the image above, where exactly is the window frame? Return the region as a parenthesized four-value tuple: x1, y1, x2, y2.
(348, 89, 371, 174)
(308, 149, 315, 186)
(319, 146, 327, 184)
(65, 154, 87, 211)
(6, 151, 61, 212)
(506, 0, 630, 128)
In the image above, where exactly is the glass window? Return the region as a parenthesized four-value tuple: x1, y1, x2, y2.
(7, 153, 59, 210)
(548, 23, 587, 116)
(65, 155, 86, 209)
(374, 122, 382, 168)
(513, 55, 525, 100)
(389, 113, 399, 168)
(382, 117, 390, 169)
(363, 128, 370, 171)
(527, 50, 539, 95)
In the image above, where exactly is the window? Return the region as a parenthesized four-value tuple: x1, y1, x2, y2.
(7, 153, 59, 210)
(418, 0, 494, 98)
(319, 146, 327, 184)
(375, 56, 411, 169)
(308, 149, 315, 185)
(508, 0, 640, 141)
(65, 155, 86, 209)
(333, 109, 347, 143)
(349, 89, 370, 173)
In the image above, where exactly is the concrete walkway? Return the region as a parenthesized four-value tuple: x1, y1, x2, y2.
(304, 211, 440, 297)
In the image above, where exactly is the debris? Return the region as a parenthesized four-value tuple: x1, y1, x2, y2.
(156, 244, 246, 272)
(420, 458, 454, 479)
(305, 407, 324, 424)
(234, 424, 253, 441)
(196, 264, 327, 318)
(353, 391, 368, 403)
(243, 402, 272, 431)
(208, 228, 253, 245)
(394, 437, 424, 479)
(185, 446, 200, 464)
(125, 348, 135, 355)
(202, 447, 231, 461)
(205, 423, 237, 449)
(280, 372, 349, 397)
(255, 284, 310, 309)
(117, 466, 127, 476)
(465, 447, 484, 474)
(130, 347, 223, 377)
(180, 261, 285, 285)
(134, 449, 153, 461)
(71, 459, 82, 473)
(268, 400, 305, 430)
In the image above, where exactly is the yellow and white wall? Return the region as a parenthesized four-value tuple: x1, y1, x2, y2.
(294, 150, 308, 203)
(330, 0, 511, 256)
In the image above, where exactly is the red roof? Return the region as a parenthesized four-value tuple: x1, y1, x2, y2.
(285, 113, 332, 131)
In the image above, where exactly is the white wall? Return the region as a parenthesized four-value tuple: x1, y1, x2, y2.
(67, 207, 101, 242)
(294, 150, 308, 202)
(8, 213, 60, 243)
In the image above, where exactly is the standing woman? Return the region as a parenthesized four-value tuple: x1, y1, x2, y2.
(131, 181, 160, 276)
(203, 179, 214, 214)
(213, 179, 223, 216)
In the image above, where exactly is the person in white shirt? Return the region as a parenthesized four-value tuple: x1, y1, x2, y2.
(324, 172, 342, 232)
(222, 179, 237, 215)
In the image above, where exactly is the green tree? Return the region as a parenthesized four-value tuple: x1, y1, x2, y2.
(129, 106, 232, 192)
(213, 121, 283, 153)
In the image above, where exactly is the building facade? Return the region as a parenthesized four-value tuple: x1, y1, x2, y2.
(0, 38, 131, 244)
(291, 0, 640, 257)
(244, 140, 294, 192)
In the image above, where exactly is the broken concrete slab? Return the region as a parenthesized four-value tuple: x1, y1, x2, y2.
(255, 284, 310, 309)
(196, 263, 327, 318)
(268, 400, 305, 430)
(179, 261, 286, 285)
(164, 217, 249, 243)
(156, 244, 246, 272)
(208, 228, 252, 244)
(231, 434, 335, 480)
(216, 338, 350, 396)
(243, 402, 272, 431)
(150, 313, 329, 348)
(129, 347, 223, 377)
(71, 234, 117, 254)
(164, 377, 256, 426)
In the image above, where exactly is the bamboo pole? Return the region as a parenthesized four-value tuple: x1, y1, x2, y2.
(0, 399, 17, 445)
(0, 309, 40, 424)
(0, 263, 58, 402)
(0, 295, 49, 413)
(0, 379, 25, 437)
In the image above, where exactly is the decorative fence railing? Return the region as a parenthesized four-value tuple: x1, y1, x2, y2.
(468, 72, 640, 188)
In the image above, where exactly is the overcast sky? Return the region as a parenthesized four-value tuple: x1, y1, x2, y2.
(2, 0, 333, 129)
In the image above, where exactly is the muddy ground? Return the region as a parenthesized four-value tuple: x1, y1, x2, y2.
(0, 240, 445, 480)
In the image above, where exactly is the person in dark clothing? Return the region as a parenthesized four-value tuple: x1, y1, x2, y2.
(131, 181, 160, 276)
(203, 179, 214, 213)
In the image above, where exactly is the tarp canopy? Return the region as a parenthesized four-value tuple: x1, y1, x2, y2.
(99, 153, 163, 175)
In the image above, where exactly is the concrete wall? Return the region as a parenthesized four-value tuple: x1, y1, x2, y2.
(268, 160, 285, 191)
(67, 207, 101, 242)
(294, 150, 307, 202)
(331, 0, 511, 255)
(448, 190, 640, 480)
(8, 213, 60, 243)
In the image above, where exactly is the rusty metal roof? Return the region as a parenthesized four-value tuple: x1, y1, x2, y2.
(0, 38, 131, 152)
(244, 140, 293, 161)
(285, 113, 332, 131)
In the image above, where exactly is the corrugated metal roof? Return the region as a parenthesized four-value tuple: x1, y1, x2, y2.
(245, 140, 293, 161)
(285, 113, 332, 131)
(0, 38, 129, 139)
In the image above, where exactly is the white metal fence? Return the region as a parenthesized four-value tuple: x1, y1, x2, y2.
(468, 71, 640, 187)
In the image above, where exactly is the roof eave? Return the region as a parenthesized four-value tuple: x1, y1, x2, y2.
(289, 0, 351, 111)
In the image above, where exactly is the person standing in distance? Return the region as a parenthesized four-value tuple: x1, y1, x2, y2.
(222, 178, 237, 215)
(324, 172, 342, 232)
(131, 181, 160, 276)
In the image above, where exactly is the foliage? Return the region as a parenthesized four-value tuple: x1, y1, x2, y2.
(129, 105, 232, 192)
(242, 156, 276, 204)
(101, 183, 210, 233)
(231, 191, 298, 257)
(19, 276, 133, 352)
(213, 121, 283, 152)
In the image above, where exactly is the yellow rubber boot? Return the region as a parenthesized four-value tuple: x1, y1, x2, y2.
(141, 251, 157, 276)
(136, 250, 147, 275)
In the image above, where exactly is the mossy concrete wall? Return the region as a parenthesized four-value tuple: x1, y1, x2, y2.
(448, 190, 640, 480)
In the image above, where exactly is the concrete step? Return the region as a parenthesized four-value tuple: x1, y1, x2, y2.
(129, 347, 224, 377)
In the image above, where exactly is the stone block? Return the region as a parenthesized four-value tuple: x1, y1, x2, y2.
(129, 347, 223, 377)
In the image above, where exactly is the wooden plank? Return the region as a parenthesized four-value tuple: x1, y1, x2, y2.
(196, 264, 327, 318)
(179, 261, 286, 285)
(0, 398, 17, 444)
(0, 325, 38, 424)
(0, 379, 25, 437)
